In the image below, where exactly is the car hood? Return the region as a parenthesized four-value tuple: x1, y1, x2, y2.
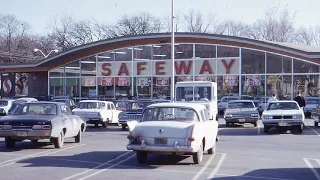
(129, 121, 193, 138)
(72, 109, 101, 113)
(218, 102, 228, 107)
(305, 104, 318, 109)
(263, 109, 302, 116)
(0, 115, 55, 122)
(226, 108, 258, 114)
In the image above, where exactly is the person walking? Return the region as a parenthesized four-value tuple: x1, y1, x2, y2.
(268, 94, 278, 103)
(294, 92, 306, 109)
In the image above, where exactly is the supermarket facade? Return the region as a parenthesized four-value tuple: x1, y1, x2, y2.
(1, 33, 320, 100)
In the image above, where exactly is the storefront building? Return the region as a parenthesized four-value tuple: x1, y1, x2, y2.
(2, 33, 320, 100)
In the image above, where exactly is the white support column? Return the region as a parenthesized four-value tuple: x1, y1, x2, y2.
(239, 48, 242, 97)
(131, 48, 134, 97)
(291, 58, 294, 100)
(170, 0, 175, 102)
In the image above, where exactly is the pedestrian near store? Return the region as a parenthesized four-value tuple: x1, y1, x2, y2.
(268, 94, 278, 103)
(294, 92, 306, 108)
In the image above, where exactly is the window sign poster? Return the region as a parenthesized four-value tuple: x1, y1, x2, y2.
(101, 77, 113, 86)
(118, 77, 130, 86)
(84, 77, 96, 87)
(223, 76, 238, 86)
(89, 89, 96, 97)
(245, 75, 261, 86)
(196, 76, 213, 81)
(156, 77, 169, 86)
(137, 77, 149, 86)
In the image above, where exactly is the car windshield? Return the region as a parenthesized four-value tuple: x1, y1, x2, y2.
(267, 102, 299, 110)
(0, 100, 8, 106)
(76, 102, 105, 109)
(228, 102, 255, 109)
(222, 97, 239, 102)
(12, 103, 57, 115)
(142, 107, 199, 122)
(176, 86, 212, 101)
(306, 99, 320, 104)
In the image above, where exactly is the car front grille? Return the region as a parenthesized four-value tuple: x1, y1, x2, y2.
(273, 115, 293, 119)
(231, 114, 252, 118)
(127, 114, 142, 120)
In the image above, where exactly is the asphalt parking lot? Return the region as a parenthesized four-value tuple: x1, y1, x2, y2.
(0, 118, 319, 180)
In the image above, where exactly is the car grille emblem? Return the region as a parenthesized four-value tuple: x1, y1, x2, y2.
(159, 129, 163, 134)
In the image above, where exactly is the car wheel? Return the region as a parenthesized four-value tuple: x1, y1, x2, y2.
(31, 140, 39, 143)
(264, 126, 268, 134)
(253, 122, 257, 127)
(226, 122, 230, 127)
(102, 120, 108, 128)
(297, 125, 303, 134)
(53, 131, 65, 148)
(75, 130, 81, 143)
(5, 137, 15, 148)
(136, 151, 148, 164)
(121, 124, 126, 131)
(208, 142, 216, 154)
(314, 121, 318, 127)
(193, 143, 203, 164)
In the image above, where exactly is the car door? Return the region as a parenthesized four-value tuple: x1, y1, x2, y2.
(203, 109, 216, 149)
(61, 105, 76, 137)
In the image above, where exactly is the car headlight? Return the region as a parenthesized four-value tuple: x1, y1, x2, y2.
(262, 115, 272, 120)
(251, 113, 259, 117)
(224, 114, 233, 118)
(292, 114, 303, 119)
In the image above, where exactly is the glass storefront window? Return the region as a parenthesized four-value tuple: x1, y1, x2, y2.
(217, 75, 239, 96)
(195, 44, 216, 58)
(115, 77, 132, 97)
(97, 51, 114, 62)
(217, 46, 239, 58)
(50, 78, 64, 96)
(135, 77, 152, 98)
(66, 78, 80, 98)
(114, 48, 132, 61)
(81, 56, 96, 76)
(293, 74, 320, 97)
(175, 44, 193, 59)
(267, 54, 292, 73)
(293, 59, 320, 73)
(49, 67, 64, 77)
(65, 60, 80, 76)
(81, 77, 96, 98)
(153, 44, 171, 60)
(97, 77, 115, 99)
(242, 49, 265, 74)
(152, 77, 171, 99)
(241, 75, 265, 98)
(133, 46, 152, 60)
(266, 75, 292, 100)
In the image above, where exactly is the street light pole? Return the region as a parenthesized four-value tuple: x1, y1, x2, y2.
(34, 49, 59, 58)
(171, 0, 175, 102)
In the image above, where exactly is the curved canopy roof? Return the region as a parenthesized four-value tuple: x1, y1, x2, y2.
(1, 32, 320, 72)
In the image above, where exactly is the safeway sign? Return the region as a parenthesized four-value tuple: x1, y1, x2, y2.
(1, 73, 15, 97)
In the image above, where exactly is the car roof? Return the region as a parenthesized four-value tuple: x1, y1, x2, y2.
(16, 97, 38, 101)
(23, 101, 65, 105)
(305, 97, 320, 99)
(78, 100, 113, 103)
(270, 100, 297, 103)
(229, 100, 254, 103)
(147, 102, 206, 111)
(221, 96, 240, 98)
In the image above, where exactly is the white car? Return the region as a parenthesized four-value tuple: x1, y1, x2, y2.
(0, 99, 16, 115)
(72, 100, 122, 128)
(126, 102, 219, 164)
(262, 101, 305, 134)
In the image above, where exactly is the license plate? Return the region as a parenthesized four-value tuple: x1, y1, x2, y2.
(238, 119, 246, 122)
(15, 131, 28, 136)
(278, 122, 287, 126)
(155, 138, 167, 145)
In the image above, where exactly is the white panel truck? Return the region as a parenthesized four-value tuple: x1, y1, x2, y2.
(175, 81, 219, 141)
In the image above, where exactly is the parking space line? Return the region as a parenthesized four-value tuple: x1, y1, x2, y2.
(303, 158, 320, 180)
(216, 173, 296, 180)
(78, 154, 136, 180)
(191, 153, 220, 180)
(0, 152, 25, 156)
(207, 153, 226, 179)
(0, 144, 85, 168)
(40, 157, 102, 165)
(62, 151, 133, 180)
(307, 127, 320, 136)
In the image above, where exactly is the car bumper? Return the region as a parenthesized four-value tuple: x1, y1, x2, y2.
(263, 120, 303, 127)
(127, 144, 199, 153)
(86, 118, 104, 124)
(225, 118, 258, 123)
(0, 129, 52, 139)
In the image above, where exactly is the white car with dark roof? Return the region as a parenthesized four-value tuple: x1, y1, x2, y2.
(262, 101, 305, 134)
(126, 102, 219, 164)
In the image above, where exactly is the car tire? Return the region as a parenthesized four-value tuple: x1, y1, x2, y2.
(253, 122, 257, 127)
(31, 140, 39, 143)
(102, 121, 108, 128)
(121, 124, 126, 131)
(264, 126, 268, 134)
(297, 125, 303, 134)
(5, 137, 15, 148)
(53, 131, 65, 148)
(75, 130, 81, 143)
(193, 143, 203, 164)
(314, 121, 318, 127)
(136, 151, 148, 164)
(208, 142, 216, 154)
(226, 122, 230, 127)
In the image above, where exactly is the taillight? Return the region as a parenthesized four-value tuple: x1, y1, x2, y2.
(42, 125, 51, 129)
(32, 125, 51, 130)
(188, 137, 195, 141)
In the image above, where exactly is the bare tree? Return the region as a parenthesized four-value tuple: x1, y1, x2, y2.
(163, 11, 183, 33)
(214, 20, 249, 37)
(183, 9, 215, 33)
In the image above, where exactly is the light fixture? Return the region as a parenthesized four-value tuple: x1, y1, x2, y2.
(111, 51, 127, 54)
(34, 48, 39, 52)
(127, 47, 143, 51)
(65, 67, 80, 69)
(176, 51, 183, 54)
(81, 61, 95, 64)
(153, 55, 166, 57)
(134, 58, 150, 61)
(153, 45, 161, 48)
(97, 56, 111, 59)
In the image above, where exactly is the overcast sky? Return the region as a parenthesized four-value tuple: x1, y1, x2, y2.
(0, 0, 318, 35)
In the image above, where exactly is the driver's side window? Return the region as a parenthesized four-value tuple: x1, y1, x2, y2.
(61, 105, 72, 114)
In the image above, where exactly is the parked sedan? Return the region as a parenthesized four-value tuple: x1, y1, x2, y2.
(0, 102, 86, 148)
(0, 99, 16, 116)
(127, 102, 219, 164)
(304, 97, 320, 117)
(224, 100, 259, 127)
(262, 101, 304, 134)
(312, 105, 320, 127)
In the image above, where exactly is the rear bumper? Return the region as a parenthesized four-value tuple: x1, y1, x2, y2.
(225, 118, 258, 123)
(0, 129, 52, 140)
(127, 144, 199, 153)
(86, 118, 104, 124)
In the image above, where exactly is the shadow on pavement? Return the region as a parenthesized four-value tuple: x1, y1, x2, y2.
(0, 141, 77, 152)
(210, 167, 318, 180)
